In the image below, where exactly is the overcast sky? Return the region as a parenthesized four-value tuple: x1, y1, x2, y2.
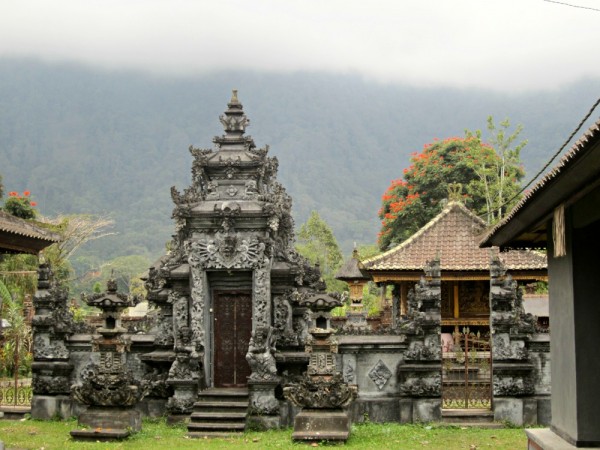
(1, 0, 599, 91)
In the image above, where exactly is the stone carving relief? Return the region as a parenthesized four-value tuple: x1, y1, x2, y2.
(343, 361, 355, 384)
(284, 373, 357, 409)
(246, 327, 278, 382)
(187, 252, 206, 351)
(492, 334, 528, 360)
(368, 360, 392, 390)
(167, 392, 196, 414)
(32, 374, 71, 395)
(168, 353, 200, 382)
(404, 340, 441, 361)
(253, 262, 271, 329)
(493, 376, 534, 396)
(33, 334, 69, 360)
(186, 236, 266, 270)
(249, 394, 279, 415)
(399, 373, 441, 397)
(142, 368, 172, 399)
(72, 356, 147, 407)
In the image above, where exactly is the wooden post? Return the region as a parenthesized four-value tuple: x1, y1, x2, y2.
(13, 333, 19, 406)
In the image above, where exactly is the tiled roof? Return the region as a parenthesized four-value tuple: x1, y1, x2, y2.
(481, 118, 600, 247)
(0, 210, 60, 252)
(363, 201, 547, 271)
(335, 249, 370, 280)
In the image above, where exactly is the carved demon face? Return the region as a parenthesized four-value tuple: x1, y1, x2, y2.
(222, 235, 237, 258)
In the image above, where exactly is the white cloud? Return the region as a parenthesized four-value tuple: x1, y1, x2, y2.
(1, 0, 599, 90)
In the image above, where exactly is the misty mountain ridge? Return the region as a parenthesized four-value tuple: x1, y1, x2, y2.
(1, 58, 598, 264)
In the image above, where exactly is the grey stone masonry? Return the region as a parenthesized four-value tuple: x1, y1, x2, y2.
(396, 259, 442, 423)
(489, 257, 537, 425)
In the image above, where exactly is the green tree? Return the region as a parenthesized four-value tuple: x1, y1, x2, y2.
(378, 118, 525, 250)
(0, 282, 33, 377)
(97, 255, 151, 294)
(296, 211, 345, 292)
(40, 214, 115, 284)
(465, 117, 527, 222)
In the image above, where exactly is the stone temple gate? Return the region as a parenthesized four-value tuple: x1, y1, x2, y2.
(142, 91, 325, 428)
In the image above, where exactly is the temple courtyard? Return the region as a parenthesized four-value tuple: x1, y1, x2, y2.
(0, 419, 526, 449)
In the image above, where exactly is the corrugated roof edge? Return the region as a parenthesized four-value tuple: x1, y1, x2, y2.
(480, 118, 600, 247)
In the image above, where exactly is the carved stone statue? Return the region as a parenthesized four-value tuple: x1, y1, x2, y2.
(246, 327, 278, 382)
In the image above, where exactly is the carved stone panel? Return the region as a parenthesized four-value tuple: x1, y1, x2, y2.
(369, 360, 392, 391)
(253, 260, 271, 329)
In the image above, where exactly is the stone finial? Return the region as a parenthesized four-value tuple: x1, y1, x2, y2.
(448, 183, 463, 202)
(230, 89, 239, 104)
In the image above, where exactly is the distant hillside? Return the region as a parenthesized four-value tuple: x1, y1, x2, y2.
(1, 58, 598, 264)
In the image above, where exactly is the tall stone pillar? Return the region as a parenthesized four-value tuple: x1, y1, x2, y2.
(31, 263, 75, 419)
(489, 257, 536, 425)
(397, 259, 442, 423)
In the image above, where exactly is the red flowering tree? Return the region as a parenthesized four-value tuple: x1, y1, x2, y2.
(378, 120, 525, 250)
(3, 190, 38, 219)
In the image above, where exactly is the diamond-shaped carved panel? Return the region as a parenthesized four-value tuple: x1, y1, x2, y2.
(368, 359, 392, 390)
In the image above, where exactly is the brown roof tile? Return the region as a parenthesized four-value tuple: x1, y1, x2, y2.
(363, 202, 546, 271)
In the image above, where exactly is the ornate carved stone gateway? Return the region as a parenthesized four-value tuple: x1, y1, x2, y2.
(143, 91, 325, 427)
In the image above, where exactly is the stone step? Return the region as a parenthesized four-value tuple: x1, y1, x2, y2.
(188, 431, 243, 439)
(438, 421, 505, 429)
(188, 388, 249, 436)
(442, 408, 494, 423)
(192, 400, 248, 411)
(188, 422, 246, 431)
(196, 388, 249, 403)
(198, 388, 248, 397)
(191, 411, 247, 421)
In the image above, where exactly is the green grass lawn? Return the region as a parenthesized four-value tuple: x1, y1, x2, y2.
(0, 418, 527, 449)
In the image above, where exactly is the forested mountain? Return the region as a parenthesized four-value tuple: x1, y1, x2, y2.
(1, 58, 598, 266)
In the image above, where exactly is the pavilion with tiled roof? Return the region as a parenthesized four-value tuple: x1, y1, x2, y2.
(363, 201, 547, 330)
(0, 210, 60, 254)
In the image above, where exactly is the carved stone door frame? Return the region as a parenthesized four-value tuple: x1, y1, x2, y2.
(186, 237, 273, 388)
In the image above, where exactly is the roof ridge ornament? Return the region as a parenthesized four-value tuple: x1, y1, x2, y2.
(448, 183, 463, 203)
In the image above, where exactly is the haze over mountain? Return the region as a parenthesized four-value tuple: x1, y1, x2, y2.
(1, 58, 599, 264)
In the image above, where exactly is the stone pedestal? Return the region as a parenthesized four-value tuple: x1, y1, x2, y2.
(291, 409, 351, 441)
(70, 406, 141, 440)
(167, 380, 198, 422)
(247, 380, 280, 430)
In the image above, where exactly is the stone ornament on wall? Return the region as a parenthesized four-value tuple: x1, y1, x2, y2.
(368, 359, 392, 390)
(185, 236, 266, 270)
(253, 261, 271, 329)
(399, 373, 442, 397)
(72, 356, 147, 407)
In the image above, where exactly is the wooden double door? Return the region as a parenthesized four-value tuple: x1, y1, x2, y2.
(213, 291, 252, 388)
